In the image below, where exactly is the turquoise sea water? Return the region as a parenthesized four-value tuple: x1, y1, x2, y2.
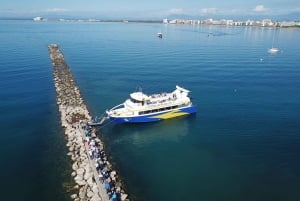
(0, 20, 300, 201)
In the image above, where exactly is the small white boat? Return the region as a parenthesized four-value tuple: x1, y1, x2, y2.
(157, 32, 163, 38)
(268, 31, 279, 54)
(106, 85, 197, 123)
(268, 47, 279, 54)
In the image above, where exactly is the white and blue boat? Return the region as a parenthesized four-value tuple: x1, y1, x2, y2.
(106, 85, 197, 123)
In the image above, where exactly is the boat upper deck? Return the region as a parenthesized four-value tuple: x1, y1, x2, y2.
(127, 86, 190, 108)
(107, 85, 193, 117)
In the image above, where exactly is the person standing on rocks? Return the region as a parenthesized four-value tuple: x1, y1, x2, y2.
(98, 173, 104, 183)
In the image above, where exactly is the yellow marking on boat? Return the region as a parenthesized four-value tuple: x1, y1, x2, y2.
(150, 110, 189, 119)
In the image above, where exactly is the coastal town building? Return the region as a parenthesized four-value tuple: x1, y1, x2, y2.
(162, 18, 299, 28)
(33, 16, 43, 21)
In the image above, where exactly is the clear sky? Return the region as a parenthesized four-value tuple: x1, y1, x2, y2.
(1, 0, 300, 19)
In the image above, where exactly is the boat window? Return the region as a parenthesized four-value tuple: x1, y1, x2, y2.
(130, 98, 142, 103)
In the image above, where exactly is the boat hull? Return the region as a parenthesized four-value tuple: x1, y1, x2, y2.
(108, 105, 197, 124)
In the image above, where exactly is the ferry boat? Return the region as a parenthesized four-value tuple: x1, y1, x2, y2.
(106, 85, 197, 123)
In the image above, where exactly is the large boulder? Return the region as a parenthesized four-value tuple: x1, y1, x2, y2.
(70, 194, 77, 199)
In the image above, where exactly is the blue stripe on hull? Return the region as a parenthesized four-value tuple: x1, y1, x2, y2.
(109, 105, 197, 124)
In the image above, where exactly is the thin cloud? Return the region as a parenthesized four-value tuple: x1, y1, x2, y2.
(253, 5, 268, 12)
(168, 8, 184, 14)
(201, 8, 218, 14)
(291, 7, 300, 12)
(45, 8, 69, 13)
(166, 7, 220, 16)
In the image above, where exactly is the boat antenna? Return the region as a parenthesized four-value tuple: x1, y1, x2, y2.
(135, 86, 142, 92)
(271, 29, 277, 48)
(139, 86, 142, 92)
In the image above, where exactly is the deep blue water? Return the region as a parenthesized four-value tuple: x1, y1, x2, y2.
(0, 20, 300, 201)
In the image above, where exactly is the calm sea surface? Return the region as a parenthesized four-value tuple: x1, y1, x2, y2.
(0, 20, 300, 201)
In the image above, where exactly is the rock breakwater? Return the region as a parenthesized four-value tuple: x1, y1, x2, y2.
(48, 44, 128, 201)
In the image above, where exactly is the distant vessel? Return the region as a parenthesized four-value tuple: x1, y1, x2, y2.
(268, 47, 279, 53)
(157, 32, 163, 38)
(105, 85, 197, 123)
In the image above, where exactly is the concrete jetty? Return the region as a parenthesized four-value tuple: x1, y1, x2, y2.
(48, 44, 128, 201)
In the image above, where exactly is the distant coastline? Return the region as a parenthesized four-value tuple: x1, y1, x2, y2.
(1, 17, 299, 28)
(0, 17, 161, 24)
(162, 18, 300, 28)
